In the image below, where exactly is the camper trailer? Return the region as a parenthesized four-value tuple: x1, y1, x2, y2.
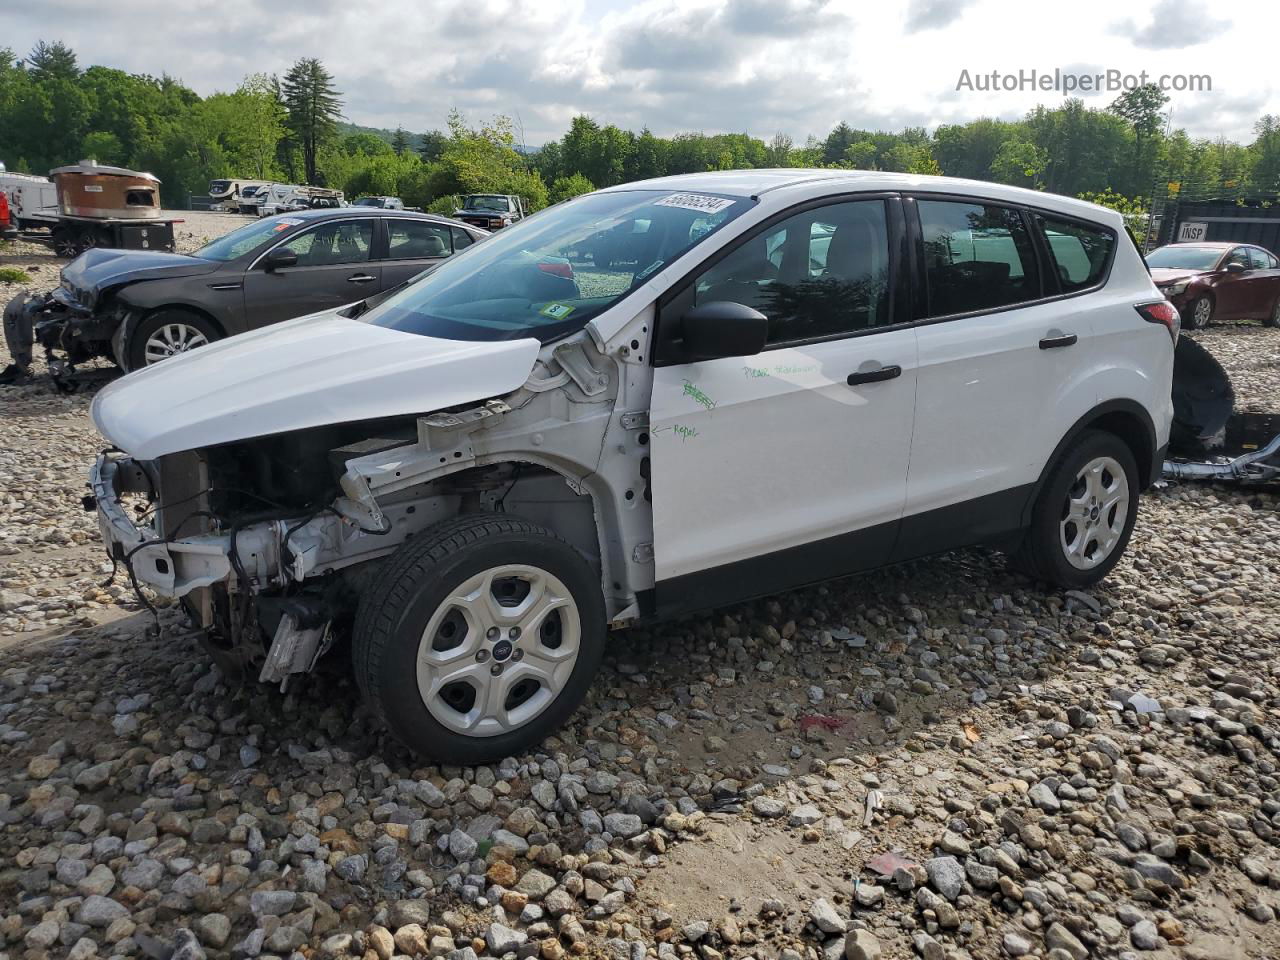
(208, 179, 271, 213)
(0, 166, 59, 229)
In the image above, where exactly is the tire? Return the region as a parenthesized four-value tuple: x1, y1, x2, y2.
(352, 514, 606, 764)
(1013, 429, 1140, 589)
(52, 227, 79, 259)
(1266, 299, 1280, 328)
(1186, 295, 1213, 330)
(125, 309, 219, 371)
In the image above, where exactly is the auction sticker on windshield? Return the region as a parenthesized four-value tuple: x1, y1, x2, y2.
(540, 302, 575, 320)
(273, 218, 303, 232)
(654, 193, 736, 214)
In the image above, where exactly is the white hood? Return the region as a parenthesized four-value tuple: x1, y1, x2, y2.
(91, 312, 541, 459)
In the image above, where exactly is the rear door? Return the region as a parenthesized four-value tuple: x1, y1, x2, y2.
(240, 218, 380, 327)
(901, 197, 1113, 556)
(650, 195, 917, 612)
(380, 218, 455, 289)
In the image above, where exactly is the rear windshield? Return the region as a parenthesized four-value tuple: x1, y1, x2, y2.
(364, 190, 752, 343)
(1146, 245, 1222, 270)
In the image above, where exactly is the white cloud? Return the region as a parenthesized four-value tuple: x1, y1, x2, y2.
(3, 0, 1275, 144)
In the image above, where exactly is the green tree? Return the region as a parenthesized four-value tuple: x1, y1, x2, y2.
(418, 129, 447, 163)
(81, 130, 125, 165)
(1249, 116, 1280, 193)
(549, 173, 595, 203)
(281, 57, 343, 184)
(391, 126, 410, 155)
(26, 40, 78, 82)
(1109, 83, 1169, 195)
(990, 139, 1047, 188)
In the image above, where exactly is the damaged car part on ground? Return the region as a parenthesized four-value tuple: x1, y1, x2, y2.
(87, 170, 1177, 763)
(0, 207, 486, 386)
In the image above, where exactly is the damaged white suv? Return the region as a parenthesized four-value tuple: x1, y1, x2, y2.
(89, 171, 1176, 762)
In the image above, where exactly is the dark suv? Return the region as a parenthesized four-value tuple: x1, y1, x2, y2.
(2, 209, 485, 381)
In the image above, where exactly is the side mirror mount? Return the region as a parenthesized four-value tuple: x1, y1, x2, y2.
(1225, 261, 1247, 274)
(681, 301, 769, 361)
(264, 247, 298, 271)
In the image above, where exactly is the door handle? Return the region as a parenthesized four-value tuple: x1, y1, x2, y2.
(1039, 333, 1078, 349)
(347, 274, 377, 283)
(846, 364, 902, 385)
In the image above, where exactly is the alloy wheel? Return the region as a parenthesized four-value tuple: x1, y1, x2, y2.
(143, 323, 210, 364)
(1059, 455, 1130, 570)
(1192, 297, 1212, 329)
(415, 564, 582, 737)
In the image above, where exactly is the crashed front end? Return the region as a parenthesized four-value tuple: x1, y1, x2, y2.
(2, 285, 126, 384)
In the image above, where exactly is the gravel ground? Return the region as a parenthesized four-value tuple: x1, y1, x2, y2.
(1, 222, 1280, 960)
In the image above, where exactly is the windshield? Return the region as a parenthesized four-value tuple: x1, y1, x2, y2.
(354, 197, 384, 208)
(365, 189, 752, 342)
(195, 216, 306, 262)
(1147, 245, 1223, 270)
(209, 179, 231, 194)
(464, 196, 511, 212)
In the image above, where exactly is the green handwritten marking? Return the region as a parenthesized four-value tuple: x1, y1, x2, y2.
(772, 363, 819, 376)
(672, 424, 699, 442)
(744, 365, 770, 379)
(681, 380, 716, 410)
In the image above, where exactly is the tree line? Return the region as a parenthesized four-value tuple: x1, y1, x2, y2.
(4, 41, 1280, 221)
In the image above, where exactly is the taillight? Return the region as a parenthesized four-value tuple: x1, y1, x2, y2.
(1135, 300, 1180, 343)
(0, 192, 9, 227)
(537, 261, 574, 279)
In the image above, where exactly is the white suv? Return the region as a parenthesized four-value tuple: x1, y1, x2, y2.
(88, 170, 1176, 762)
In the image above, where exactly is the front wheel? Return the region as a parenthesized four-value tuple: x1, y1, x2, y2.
(125, 310, 219, 371)
(1266, 298, 1280, 328)
(1187, 295, 1213, 330)
(352, 515, 605, 763)
(1014, 429, 1139, 588)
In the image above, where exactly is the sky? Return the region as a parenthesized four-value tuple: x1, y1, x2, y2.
(7, 0, 1277, 146)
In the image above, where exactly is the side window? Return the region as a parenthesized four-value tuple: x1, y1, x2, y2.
(387, 220, 452, 260)
(918, 200, 1039, 316)
(279, 220, 373, 266)
(1224, 247, 1250, 269)
(1038, 216, 1115, 293)
(452, 227, 475, 250)
(692, 199, 891, 344)
(1248, 247, 1274, 269)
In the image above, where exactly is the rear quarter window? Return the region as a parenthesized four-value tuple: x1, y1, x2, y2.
(1037, 216, 1116, 293)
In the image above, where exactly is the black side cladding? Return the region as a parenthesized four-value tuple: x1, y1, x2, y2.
(1169, 336, 1235, 456)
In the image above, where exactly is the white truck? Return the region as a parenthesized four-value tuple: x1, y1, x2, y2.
(254, 184, 345, 217)
(0, 166, 59, 229)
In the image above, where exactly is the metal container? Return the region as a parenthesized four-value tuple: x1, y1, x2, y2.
(50, 159, 162, 220)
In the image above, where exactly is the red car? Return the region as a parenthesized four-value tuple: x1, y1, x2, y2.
(1148, 241, 1280, 329)
(0, 191, 16, 241)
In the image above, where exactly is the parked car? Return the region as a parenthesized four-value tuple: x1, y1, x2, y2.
(2, 209, 484, 380)
(86, 171, 1174, 762)
(353, 196, 404, 210)
(455, 193, 526, 231)
(1147, 241, 1280, 329)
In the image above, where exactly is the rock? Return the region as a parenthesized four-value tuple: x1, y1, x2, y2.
(486, 922, 528, 955)
(76, 895, 128, 928)
(810, 898, 846, 934)
(1045, 922, 1088, 960)
(194, 913, 231, 948)
(395, 923, 430, 955)
(515, 869, 557, 899)
(925, 856, 965, 901)
(603, 812, 644, 838)
(844, 929, 881, 960)
(789, 804, 822, 826)
(1130, 919, 1160, 950)
(250, 889, 297, 915)
(751, 796, 787, 818)
(389, 899, 432, 927)
(1002, 931, 1033, 956)
(368, 925, 394, 960)
(448, 827, 479, 860)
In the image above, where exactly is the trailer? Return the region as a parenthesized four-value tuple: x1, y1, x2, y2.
(13, 160, 182, 257)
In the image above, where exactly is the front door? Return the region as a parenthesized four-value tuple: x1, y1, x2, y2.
(241, 218, 380, 328)
(649, 197, 917, 613)
(1212, 246, 1255, 319)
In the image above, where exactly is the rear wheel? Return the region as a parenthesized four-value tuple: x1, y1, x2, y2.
(1187, 295, 1213, 330)
(1014, 429, 1139, 588)
(52, 227, 80, 259)
(352, 514, 605, 763)
(125, 309, 219, 371)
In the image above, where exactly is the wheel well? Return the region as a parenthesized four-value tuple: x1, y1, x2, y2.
(143, 304, 227, 338)
(1088, 410, 1154, 488)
